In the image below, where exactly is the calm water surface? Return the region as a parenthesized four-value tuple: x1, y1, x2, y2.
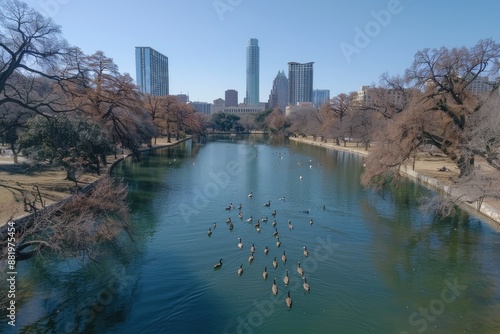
(3, 135, 500, 334)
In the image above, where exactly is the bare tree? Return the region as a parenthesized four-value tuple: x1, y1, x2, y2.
(323, 92, 357, 145)
(142, 94, 164, 145)
(362, 39, 500, 187)
(466, 92, 500, 169)
(0, 0, 83, 115)
(287, 108, 320, 137)
(406, 39, 500, 177)
(267, 108, 289, 135)
(70, 51, 156, 159)
(0, 176, 132, 261)
(237, 113, 257, 132)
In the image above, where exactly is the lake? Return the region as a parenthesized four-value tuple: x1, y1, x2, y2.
(3, 134, 500, 334)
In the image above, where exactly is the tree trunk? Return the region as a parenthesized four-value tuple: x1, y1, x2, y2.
(9, 142, 18, 164)
(457, 153, 475, 178)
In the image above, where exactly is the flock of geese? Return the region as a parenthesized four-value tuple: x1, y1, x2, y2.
(209, 192, 314, 309)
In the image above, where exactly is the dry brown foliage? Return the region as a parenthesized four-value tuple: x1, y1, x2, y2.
(1, 176, 131, 261)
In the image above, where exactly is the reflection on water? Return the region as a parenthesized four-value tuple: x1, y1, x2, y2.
(2, 134, 500, 334)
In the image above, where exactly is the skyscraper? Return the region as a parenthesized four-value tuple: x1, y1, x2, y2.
(313, 89, 330, 108)
(288, 62, 314, 105)
(225, 89, 238, 107)
(135, 47, 169, 96)
(246, 38, 259, 106)
(268, 71, 288, 111)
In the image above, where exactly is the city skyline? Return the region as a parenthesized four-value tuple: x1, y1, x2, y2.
(24, 0, 500, 103)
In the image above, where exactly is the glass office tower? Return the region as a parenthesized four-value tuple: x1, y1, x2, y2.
(135, 47, 169, 96)
(246, 38, 259, 106)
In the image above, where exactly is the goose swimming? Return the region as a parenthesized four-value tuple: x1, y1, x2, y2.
(303, 277, 310, 292)
(237, 203, 242, 210)
(272, 210, 277, 217)
(273, 257, 278, 269)
(264, 246, 269, 255)
(273, 228, 278, 237)
(276, 237, 281, 248)
(284, 269, 290, 286)
(248, 192, 253, 198)
(272, 278, 278, 296)
(262, 217, 268, 222)
(281, 251, 287, 263)
(229, 222, 234, 231)
(285, 291, 292, 309)
(237, 264, 243, 276)
(214, 259, 223, 269)
(208, 228, 212, 236)
(246, 216, 253, 222)
(263, 267, 268, 280)
(250, 244, 256, 253)
(263, 200, 271, 207)
(303, 246, 309, 257)
(248, 252, 254, 263)
(272, 219, 277, 227)
(288, 220, 294, 230)
(297, 261, 304, 276)
(238, 238, 243, 249)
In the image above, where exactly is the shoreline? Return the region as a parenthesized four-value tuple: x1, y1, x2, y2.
(0, 137, 191, 236)
(289, 137, 500, 226)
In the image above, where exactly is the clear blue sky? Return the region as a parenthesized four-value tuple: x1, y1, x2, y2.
(23, 0, 500, 104)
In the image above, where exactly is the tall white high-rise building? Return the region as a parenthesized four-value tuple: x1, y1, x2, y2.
(246, 38, 259, 106)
